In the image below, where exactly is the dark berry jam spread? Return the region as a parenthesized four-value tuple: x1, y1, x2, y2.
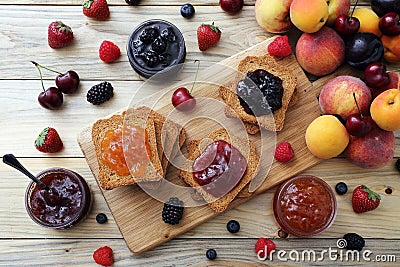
(192, 140, 247, 197)
(237, 69, 284, 116)
(127, 20, 186, 78)
(29, 172, 83, 226)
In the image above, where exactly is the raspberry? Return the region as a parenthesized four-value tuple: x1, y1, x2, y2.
(267, 36, 292, 57)
(93, 246, 114, 266)
(255, 238, 276, 259)
(274, 142, 295, 162)
(99, 40, 120, 63)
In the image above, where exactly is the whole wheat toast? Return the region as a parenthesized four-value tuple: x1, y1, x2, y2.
(177, 128, 259, 212)
(219, 54, 297, 132)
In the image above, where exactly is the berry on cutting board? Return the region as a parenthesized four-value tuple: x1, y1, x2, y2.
(99, 40, 121, 63)
(343, 233, 365, 251)
(86, 81, 114, 105)
(34, 127, 63, 153)
(352, 185, 381, 213)
(206, 249, 217, 260)
(180, 3, 195, 19)
(267, 35, 292, 57)
(162, 197, 184, 225)
(172, 60, 200, 111)
(93, 246, 114, 266)
(82, 0, 110, 20)
(335, 182, 348, 195)
(254, 238, 276, 259)
(197, 23, 221, 51)
(48, 21, 74, 49)
(274, 142, 295, 163)
(226, 220, 240, 233)
(96, 213, 108, 224)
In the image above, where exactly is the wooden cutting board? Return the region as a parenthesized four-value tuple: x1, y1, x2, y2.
(77, 38, 324, 253)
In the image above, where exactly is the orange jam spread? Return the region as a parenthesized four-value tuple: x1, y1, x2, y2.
(100, 126, 151, 177)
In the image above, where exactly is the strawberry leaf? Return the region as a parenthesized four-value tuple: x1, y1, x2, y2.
(82, 0, 94, 9)
(362, 185, 381, 202)
(35, 127, 49, 147)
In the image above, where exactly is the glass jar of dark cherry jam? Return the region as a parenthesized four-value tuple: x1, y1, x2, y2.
(25, 168, 92, 229)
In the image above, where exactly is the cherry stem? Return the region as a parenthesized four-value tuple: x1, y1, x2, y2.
(30, 61, 62, 75)
(353, 92, 363, 118)
(33, 62, 46, 92)
(190, 60, 200, 94)
(350, 0, 358, 18)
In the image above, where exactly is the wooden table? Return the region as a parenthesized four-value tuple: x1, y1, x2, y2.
(1, 0, 399, 266)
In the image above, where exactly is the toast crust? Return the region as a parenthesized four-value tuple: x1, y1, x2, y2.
(177, 128, 259, 212)
(219, 54, 297, 132)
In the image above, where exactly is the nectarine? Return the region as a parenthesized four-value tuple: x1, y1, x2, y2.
(370, 89, 400, 131)
(381, 34, 400, 63)
(255, 0, 293, 33)
(290, 0, 329, 33)
(352, 8, 382, 37)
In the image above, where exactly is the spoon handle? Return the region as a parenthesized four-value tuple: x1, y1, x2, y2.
(3, 154, 49, 190)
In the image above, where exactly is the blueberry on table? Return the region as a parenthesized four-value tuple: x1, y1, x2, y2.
(226, 220, 240, 233)
(206, 249, 217, 260)
(180, 3, 195, 19)
(335, 182, 348, 195)
(96, 213, 108, 224)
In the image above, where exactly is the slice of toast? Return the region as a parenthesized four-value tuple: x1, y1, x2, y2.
(177, 128, 259, 212)
(219, 54, 297, 132)
(92, 109, 163, 190)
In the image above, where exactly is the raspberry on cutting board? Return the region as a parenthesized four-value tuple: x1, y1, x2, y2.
(267, 36, 292, 57)
(274, 141, 295, 162)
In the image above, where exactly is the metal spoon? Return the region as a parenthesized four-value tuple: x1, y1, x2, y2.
(3, 154, 49, 190)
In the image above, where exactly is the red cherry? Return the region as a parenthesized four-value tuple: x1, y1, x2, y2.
(56, 70, 80, 94)
(171, 87, 196, 111)
(364, 62, 390, 88)
(346, 114, 375, 136)
(219, 0, 243, 14)
(379, 12, 400, 36)
(334, 15, 360, 36)
(38, 87, 64, 110)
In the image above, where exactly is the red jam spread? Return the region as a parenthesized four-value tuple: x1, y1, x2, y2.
(29, 172, 83, 226)
(192, 140, 247, 197)
(101, 126, 151, 177)
(273, 175, 336, 237)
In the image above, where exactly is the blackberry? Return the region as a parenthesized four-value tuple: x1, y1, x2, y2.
(86, 81, 114, 105)
(343, 233, 365, 251)
(125, 0, 140, 5)
(143, 51, 159, 68)
(335, 182, 348, 195)
(162, 197, 184, 225)
(151, 37, 167, 54)
(161, 27, 176, 43)
(96, 213, 108, 224)
(180, 3, 195, 19)
(206, 249, 217, 260)
(159, 53, 171, 67)
(132, 40, 145, 56)
(395, 159, 400, 172)
(139, 27, 159, 44)
(226, 220, 240, 233)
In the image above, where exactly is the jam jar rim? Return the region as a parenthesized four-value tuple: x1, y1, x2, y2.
(273, 175, 337, 237)
(25, 167, 92, 230)
(126, 19, 186, 79)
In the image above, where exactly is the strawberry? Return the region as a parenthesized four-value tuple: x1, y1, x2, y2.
(82, 0, 110, 20)
(197, 23, 221, 51)
(34, 127, 63, 153)
(93, 246, 114, 266)
(267, 36, 292, 57)
(352, 185, 381, 213)
(254, 238, 276, 259)
(99, 40, 121, 63)
(274, 141, 295, 162)
(47, 21, 74, 49)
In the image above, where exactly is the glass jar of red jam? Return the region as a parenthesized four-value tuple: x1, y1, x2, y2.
(25, 168, 92, 229)
(273, 175, 337, 237)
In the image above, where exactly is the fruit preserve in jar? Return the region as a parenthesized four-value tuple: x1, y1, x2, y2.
(192, 140, 247, 198)
(25, 168, 92, 229)
(273, 175, 337, 237)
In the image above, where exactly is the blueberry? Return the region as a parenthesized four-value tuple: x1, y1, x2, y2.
(395, 159, 400, 173)
(180, 3, 195, 19)
(96, 213, 108, 224)
(226, 220, 240, 233)
(206, 249, 217, 260)
(335, 182, 348, 195)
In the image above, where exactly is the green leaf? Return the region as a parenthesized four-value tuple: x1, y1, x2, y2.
(34, 127, 49, 147)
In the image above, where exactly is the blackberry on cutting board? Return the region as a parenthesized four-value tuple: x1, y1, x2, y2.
(86, 81, 114, 105)
(162, 197, 184, 225)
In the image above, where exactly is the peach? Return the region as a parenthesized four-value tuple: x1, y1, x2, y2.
(255, 0, 293, 33)
(290, 0, 329, 33)
(319, 76, 372, 119)
(381, 34, 400, 63)
(352, 8, 382, 37)
(370, 89, 400, 131)
(305, 115, 349, 159)
(296, 26, 344, 76)
(345, 125, 395, 169)
(370, 72, 400, 99)
(326, 0, 351, 26)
